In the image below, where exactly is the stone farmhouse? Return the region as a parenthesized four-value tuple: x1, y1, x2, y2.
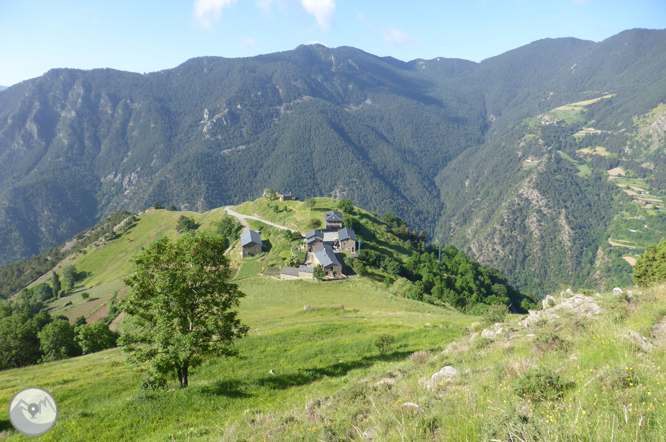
(281, 207, 359, 280)
(324, 210, 343, 231)
(308, 243, 343, 277)
(241, 230, 263, 257)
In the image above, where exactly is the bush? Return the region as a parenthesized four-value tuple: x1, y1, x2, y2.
(633, 238, 666, 288)
(81, 292, 90, 301)
(338, 199, 354, 214)
(483, 304, 509, 326)
(352, 259, 366, 276)
(374, 334, 395, 354)
(313, 264, 325, 280)
(176, 215, 199, 233)
(512, 367, 570, 401)
(308, 218, 322, 230)
(409, 351, 430, 364)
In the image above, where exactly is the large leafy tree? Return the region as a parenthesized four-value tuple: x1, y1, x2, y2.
(119, 234, 249, 389)
(39, 319, 80, 362)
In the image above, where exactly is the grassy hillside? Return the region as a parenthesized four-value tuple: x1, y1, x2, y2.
(3, 282, 666, 440)
(0, 277, 473, 441)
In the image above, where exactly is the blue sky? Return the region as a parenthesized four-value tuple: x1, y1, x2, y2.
(1, 0, 665, 86)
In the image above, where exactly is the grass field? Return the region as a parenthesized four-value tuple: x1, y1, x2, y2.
(577, 146, 614, 157)
(547, 94, 615, 126)
(4, 281, 666, 441)
(0, 277, 473, 441)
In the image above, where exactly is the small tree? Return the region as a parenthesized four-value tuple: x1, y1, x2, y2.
(338, 199, 354, 214)
(176, 215, 199, 233)
(51, 272, 61, 299)
(166, 204, 177, 211)
(153, 202, 164, 209)
(73, 316, 87, 328)
(39, 319, 80, 362)
(308, 218, 322, 230)
(81, 292, 90, 301)
(313, 264, 326, 280)
(34, 283, 53, 302)
(62, 265, 77, 293)
(304, 198, 316, 214)
(120, 234, 249, 388)
(264, 189, 277, 201)
(75, 322, 119, 355)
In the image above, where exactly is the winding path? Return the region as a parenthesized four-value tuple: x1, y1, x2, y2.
(223, 207, 297, 233)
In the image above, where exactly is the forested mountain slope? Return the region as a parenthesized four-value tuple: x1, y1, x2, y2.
(1, 29, 666, 294)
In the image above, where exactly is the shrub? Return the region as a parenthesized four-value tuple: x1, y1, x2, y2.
(483, 304, 509, 326)
(352, 259, 366, 276)
(374, 334, 395, 354)
(338, 199, 354, 213)
(81, 292, 90, 301)
(409, 351, 430, 364)
(308, 218, 322, 230)
(313, 265, 325, 280)
(513, 366, 570, 402)
(633, 238, 666, 288)
(175, 215, 199, 233)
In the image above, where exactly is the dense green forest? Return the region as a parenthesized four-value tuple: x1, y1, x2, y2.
(0, 29, 665, 293)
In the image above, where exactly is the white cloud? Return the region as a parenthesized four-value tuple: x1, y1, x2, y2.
(256, 0, 274, 15)
(193, 0, 237, 29)
(240, 37, 257, 49)
(300, 0, 335, 31)
(383, 28, 418, 45)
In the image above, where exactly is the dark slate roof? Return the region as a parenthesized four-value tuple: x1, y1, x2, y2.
(325, 210, 343, 222)
(241, 230, 263, 247)
(305, 230, 323, 244)
(312, 243, 342, 268)
(280, 266, 300, 276)
(338, 228, 356, 242)
(298, 265, 314, 273)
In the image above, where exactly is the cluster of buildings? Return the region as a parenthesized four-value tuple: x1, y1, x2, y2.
(239, 208, 359, 280)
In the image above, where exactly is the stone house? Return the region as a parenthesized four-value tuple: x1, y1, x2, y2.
(241, 230, 263, 257)
(305, 230, 324, 252)
(324, 210, 343, 231)
(338, 228, 357, 253)
(280, 193, 293, 202)
(311, 243, 343, 277)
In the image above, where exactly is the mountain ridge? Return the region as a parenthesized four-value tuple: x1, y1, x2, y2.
(1, 28, 666, 294)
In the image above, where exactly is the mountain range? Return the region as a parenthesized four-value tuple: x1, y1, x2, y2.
(1, 28, 666, 294)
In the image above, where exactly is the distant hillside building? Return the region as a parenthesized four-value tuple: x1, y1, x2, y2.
(311, 243, 343, 277)
(280, 193, 293, 202)
(338, 228, 357, 252)
(324, 210, 343, 231)
(305, 230, 324, 252)
(241, 230, 263, 257)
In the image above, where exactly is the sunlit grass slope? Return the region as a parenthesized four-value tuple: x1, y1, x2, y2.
(0, 276, 473, 441)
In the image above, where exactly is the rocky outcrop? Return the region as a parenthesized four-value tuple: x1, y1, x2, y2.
(521, 292, 602, 327)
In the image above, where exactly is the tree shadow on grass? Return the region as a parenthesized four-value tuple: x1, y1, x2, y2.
(198, 380, 252, 398)
(256, 350, 413, 391)
(0, 419, 13, 433)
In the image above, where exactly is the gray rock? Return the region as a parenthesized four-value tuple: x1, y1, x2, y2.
(622, 330, 654, 352)
(613, 287, 624, 295)
(363, 428, 374, 440)
(401, 402, 422, 412)
(427, 366, 458, 390)
(374, 378, 395, 387)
